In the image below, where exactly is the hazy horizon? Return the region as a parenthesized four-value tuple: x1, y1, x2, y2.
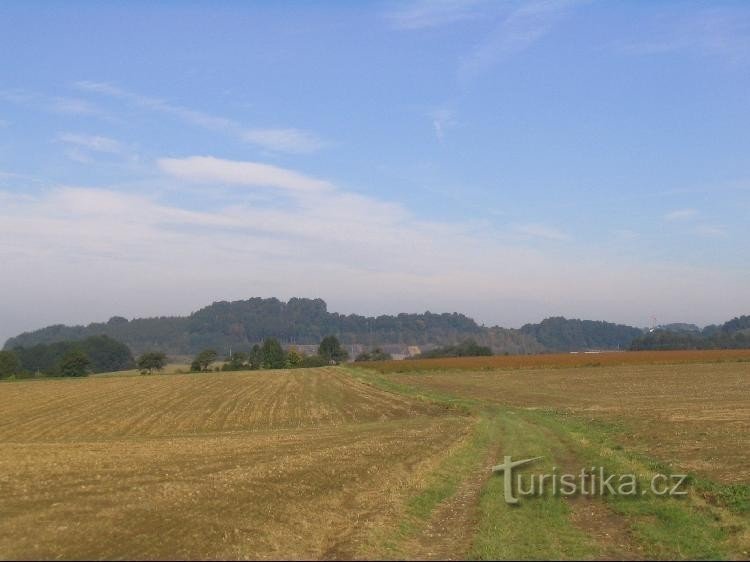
(1, 1, 749, 345)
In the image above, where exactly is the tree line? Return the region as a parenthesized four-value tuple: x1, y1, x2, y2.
(0, 335, 354, 380)
(1, 335, 134, 379)
(189, 336, 350, 372)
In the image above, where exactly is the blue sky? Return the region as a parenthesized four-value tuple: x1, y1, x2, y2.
(1, 0, 749, 343)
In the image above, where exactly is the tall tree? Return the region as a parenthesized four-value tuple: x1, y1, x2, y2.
(58, 349, 90, 377)
(136, 351, 167, 374)
(0, 350, 20, 378)
(285, 348, 303, 368)
(261, 338, 286, 369)
(248, 344, 263, 370)
(190, 349, 218, 372)
(318, 335, 348, 364)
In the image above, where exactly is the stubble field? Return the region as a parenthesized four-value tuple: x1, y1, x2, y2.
(0, 368, 471, 559)
(1, 353, 749, 560)
(384, 361, 750, 484)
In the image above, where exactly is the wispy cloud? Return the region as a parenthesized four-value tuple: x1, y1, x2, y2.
(241, 128, 327, 154)
(611, 228, 640, 241)
(57, 133, 123, 154)
(460, 0, 582, 81)
(0, 89, 109, 118)
(664, 208, 698, 222)
(158, 156, 334, 193)
(430, 108, 456, 142)
(75, 81, 326, 154)
(385, 0, 488, 30)
(513, 222, 570, 241)
(619, 8, 750, 64)
(696, 224, 728, 238)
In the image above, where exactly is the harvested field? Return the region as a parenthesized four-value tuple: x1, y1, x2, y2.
(0, 368, 471, 559)
(0, 368, 441, 442)
(3, 359, 748, 560)
(385, 361, 750, 483)
(360, 349, 750, 373)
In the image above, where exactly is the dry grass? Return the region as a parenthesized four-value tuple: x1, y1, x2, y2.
(360, 349, 750, 373)
(0, 368, 471, 560)
(386, 361, 750, 483)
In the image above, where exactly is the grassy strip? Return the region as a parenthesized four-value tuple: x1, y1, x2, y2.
(469, 409, 596, 560)
(345, 365, 476, 413)
(514, 409, 737, 559)
(383, 414, 495, 554)
(347, 368, 598, 559)
(347, 366, 748, 560)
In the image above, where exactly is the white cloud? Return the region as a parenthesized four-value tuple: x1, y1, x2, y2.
(158, 156, 334, 193)
(664, 208, 698, 221)
(75, 81, 326, 154)
(0, 157, 747, 344)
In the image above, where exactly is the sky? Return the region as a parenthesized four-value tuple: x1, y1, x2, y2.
(1, 0, 749, 344)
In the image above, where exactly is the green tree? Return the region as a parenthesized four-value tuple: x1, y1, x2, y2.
(300, 355, 328, 368)
(82, 335, 135, 372)
(318, 335, 349, 364)
(223, 351, 248, 371)
(136, 351, 167, 374)
(261, 338, 286, 369)
(0, 350, 20, 378)
(248, 344, 263, 370)
(190, 349, 218, 372)
(58, 349, 90, 377)
(285, 348, 303, 368)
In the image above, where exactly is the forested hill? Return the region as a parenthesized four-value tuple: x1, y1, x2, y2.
(3, 297, 648, 356)
(630, 315, 750, 350)
(2, 298, 494, 355)
(519, 317, 644, 352)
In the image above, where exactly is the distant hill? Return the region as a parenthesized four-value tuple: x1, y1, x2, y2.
(630, 315, 750, 350)
(3, 297, 649, 356)
(519, 317, 643, 352)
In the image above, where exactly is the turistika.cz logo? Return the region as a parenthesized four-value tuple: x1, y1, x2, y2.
(491, 456, 689, 505)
